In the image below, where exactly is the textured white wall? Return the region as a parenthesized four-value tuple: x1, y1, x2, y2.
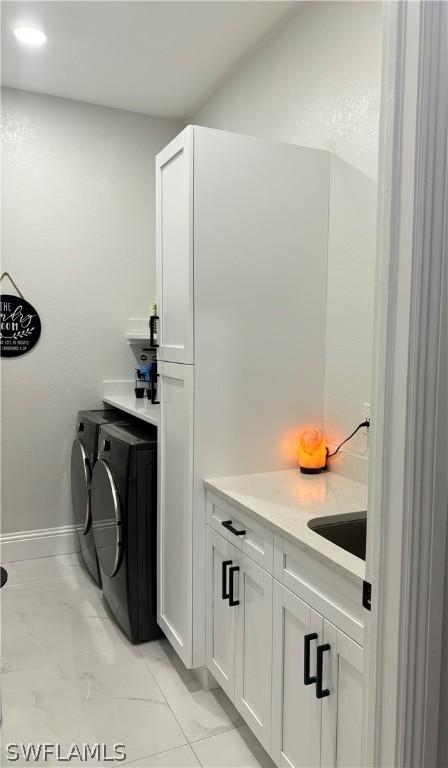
(193, 1, 382, 181)
(193, 1, 382, 468)
(1, 87, 183, 535)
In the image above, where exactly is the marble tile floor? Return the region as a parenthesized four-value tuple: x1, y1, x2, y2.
(1, 554, 275, 768)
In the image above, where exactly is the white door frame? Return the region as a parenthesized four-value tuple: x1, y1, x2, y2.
(364, 2, 448, 766)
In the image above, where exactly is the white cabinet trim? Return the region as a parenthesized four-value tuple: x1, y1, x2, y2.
(364, 3, 448, 766)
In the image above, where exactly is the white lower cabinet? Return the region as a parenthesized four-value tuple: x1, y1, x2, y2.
(271, 581, 364, 768)
(206, 525, 363, 768)
(271, 582, 323, 767)
(206, 527, 237, 700)
(320, 620, 364, 768)
(206, 527, 273, 753)
(234, 550, 273, 752)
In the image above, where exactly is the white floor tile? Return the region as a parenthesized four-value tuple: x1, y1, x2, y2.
(1, 574, 97, 601)
(123, 744, 201, 767)
(4, 553, 83, 582)
(0, 554, 259, 768)
(140, 639, 243, 742)
(191, 727, 276, 768)
(1, 583, 129, 672)
(2, 745, 110, 768)
(2, 553, 97, 599)
(1, 645, 187, 766)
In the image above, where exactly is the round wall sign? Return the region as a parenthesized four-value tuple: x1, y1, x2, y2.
(1, 294, 41, 357)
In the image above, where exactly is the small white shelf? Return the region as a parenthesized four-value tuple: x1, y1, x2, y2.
(125, 332, 152, 344)
(103, 393, 159, 427)
(102, 380, 159, 426)
(125, 317, 155, 345)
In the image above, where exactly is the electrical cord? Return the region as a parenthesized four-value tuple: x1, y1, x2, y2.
(326, 419, 370, 458)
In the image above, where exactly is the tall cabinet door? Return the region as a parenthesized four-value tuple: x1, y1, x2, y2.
(234, 551, 273, 754)
(320, 621, 364, 768)
(156, 126, 194, 364)
(157, 361, 194, 667)
(206, 528, 237, 701)
(271, 582, 323, 768)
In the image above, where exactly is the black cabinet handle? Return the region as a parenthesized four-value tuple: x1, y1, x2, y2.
(222, 520, 246, 537)
(150, 373, 160, 405)
(221, 560, 232, 600)
(149, 315, 159, 348)
(304, 633, 318, 685)
(228, 565, 240, 606)
(316, 644, 331, 698)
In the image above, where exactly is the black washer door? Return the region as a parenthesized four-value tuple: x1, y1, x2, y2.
(91, 459, 122, 577)
(71, 438, 91, 535)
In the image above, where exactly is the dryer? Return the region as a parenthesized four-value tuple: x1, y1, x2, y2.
(71, 409, 129, 586)
(91, 421, 160, 643)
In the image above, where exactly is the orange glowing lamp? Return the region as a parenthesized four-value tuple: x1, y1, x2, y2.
(298, 428, 327, 474)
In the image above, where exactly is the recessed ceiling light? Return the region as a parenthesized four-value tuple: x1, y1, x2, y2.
(14, 27, 47, 47)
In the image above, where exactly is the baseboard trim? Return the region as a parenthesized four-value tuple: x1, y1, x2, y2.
(0, 525, 80, 563)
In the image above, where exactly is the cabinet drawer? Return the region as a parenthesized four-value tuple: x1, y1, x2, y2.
(206, 491, 274, 573)
(274, 535, 364, 646)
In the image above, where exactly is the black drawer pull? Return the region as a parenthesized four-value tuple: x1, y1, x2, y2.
(222, 520, 246, 537)
(304, 633, 318, 685)
(316, 644, 331, 699)
(228, 565, 240, 606)
(221, 560, 232, 600)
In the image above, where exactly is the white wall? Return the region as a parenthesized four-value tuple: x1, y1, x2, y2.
(1, 87, 183, 536)
(194, 1, 382, 180)
(193, 1, 382, 471)
(1, 1, 382, 538)
(325, 156, 377, 460)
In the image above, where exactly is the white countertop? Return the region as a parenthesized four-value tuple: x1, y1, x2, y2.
(204, 469, 367, 582)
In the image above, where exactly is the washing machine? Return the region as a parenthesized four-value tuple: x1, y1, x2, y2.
(70, 409, 130, 586)
(90, 421, 160, 643)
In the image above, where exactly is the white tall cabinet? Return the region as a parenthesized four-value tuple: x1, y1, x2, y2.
(157, 361, 194, 661)
(156, 125, 330, 668)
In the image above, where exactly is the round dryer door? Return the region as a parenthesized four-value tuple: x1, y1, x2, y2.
(71, 439, 91, 535)
(91, 459, 122, 577)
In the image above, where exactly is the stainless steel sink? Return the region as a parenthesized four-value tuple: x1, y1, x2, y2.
(308, 512, 367, 560)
